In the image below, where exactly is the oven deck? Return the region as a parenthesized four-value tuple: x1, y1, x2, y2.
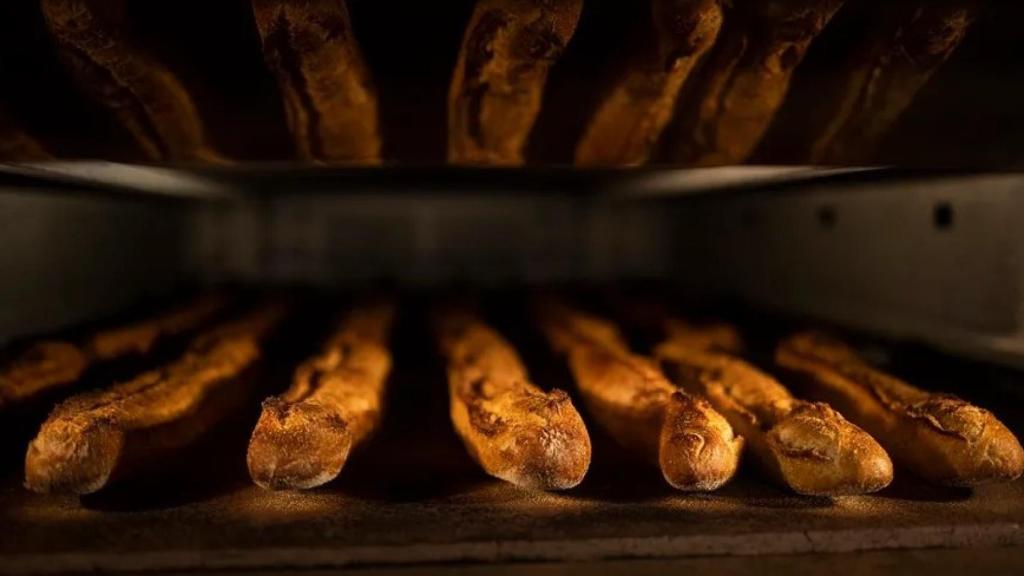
(2, 306, 1023, 574)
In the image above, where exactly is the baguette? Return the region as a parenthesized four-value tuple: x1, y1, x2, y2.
(250, 0, 381, 164)
(776, 331, 1024, 486)
(656, 333, 892, 496)
(40, 0, 220, 162)
(448, 0, 583, 165)
(806, 1, 977, 164)
(436, 308, 591, 490)
(574, 0, 723, 167)
(24, 303, 286, 494)
(539, 301, 741, 491)
(670, 0, 844, 166)
(87, 294, 227, 361)
(247, 302, 395, 490)
(0, 342, 88, 411)
(1, 294, 226, 410)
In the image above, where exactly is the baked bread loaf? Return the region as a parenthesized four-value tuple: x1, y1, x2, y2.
(670, 0, 845, 166)
(806, 1, 977, 164)
(247, 301, 395, 490)
(539, 301, 741, 491)
(87, 294, 226, 361)
(251, 0, 381, 164)
(1, 294, 226, 411)
(574, 0, 722, 166)
(656, 334, 892, 496)
(40, 0, 220, 162)
(776, 331, 1024, 486)
(0, 342, 88, 411)
(448, 0, 583, 165)
(436, 308, 591, 490)
(24, 302, 286, 494)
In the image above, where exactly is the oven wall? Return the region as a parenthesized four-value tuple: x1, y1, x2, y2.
(0, 188, 197, 343)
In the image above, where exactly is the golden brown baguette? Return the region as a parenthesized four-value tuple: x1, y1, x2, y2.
(247, 301, 395, 490)
(670, 0, 845, 166)
(806, 1, 977, 164)
(539, 301, 741, 491)
(250, 0, 381, 164)
(436, 308, 591, 490)
(776, 331, 1024, 486)
(40, 0, 220, 162)
(87, 294, 227, 361)
(656, 333, 892, 496)
(1, 294, 226, 411)
(0, 342, 88, 411)
(574, 0, 723, 166)
(448, 0, 583, 165)
(24, 303, 286, 494)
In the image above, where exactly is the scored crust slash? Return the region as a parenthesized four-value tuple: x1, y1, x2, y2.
(656, 322, 893, 496)
(247, 301, 396, 490)
(537, 299, 742, 491)
(436, 306, 591, 490)
(250, 0, 382, 164)
(448, 0, 584, 166)
(776, 331, 1024, 487)
(24, 301, 288, 495)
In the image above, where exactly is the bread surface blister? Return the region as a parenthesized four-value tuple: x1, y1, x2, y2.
(575, 0, 723, 167)
(437, 308, 591, 490)
(251, 0, 382, 164)
(40, 0, 221, 162)
(538, 300, 742, 491)
(448, 0, 584, 165)
(670, 0, 845, 166)
(656, 328, 893, 497)
(24, 302, 288, 495)
(247, 302, 395, 490)
(776, 332, 1024, 487)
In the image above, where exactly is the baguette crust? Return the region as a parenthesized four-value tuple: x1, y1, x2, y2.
(574, 0, 723, 166)
(540, 302, 741, 491)
(87, 294, 227, 361)
(448, 0, 583, 165)
(776, 332, 1024, 486)
(24, 304, 285, 494)
(671, 0, 844, 166)
(656, 339, 892, 496)
(0, 342, 88, 410)
(807, 1, 976, 164)
(437, 309, 591, 490)
(40, 0, 220, 162)
(247, 302, 395, 490)
(251, 0, 381, 164)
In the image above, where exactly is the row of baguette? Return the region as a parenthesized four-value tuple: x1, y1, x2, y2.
(3, 293, 1022, 497)
(4, 1, 975, 166)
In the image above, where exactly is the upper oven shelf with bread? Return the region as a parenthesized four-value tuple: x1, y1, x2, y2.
(1, 1, 1021, 171)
